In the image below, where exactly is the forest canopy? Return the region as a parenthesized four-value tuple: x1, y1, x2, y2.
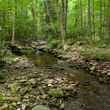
(1, 1, 110, 110)
(0, 0, 110, 47)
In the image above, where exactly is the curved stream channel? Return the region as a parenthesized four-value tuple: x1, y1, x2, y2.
(30, 52, 110, 110)
(1, 52, 110, 110)
(65, 70, 110, 110)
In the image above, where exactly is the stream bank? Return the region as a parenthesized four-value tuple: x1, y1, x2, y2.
(0, 43, 110, 110)
(0, 50, 110, 110)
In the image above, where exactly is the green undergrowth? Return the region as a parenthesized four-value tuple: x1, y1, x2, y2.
(0, 93, 6, 101)
(80, 46, 110, 61)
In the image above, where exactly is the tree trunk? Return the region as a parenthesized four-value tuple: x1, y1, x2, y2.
(59, 0, 68, 50)
(11, 0, 16, 44)
(99, 0, 103, 39)
(31, 0, 37, 39)
(43, 0, 57, 37)
(79, 0, 83, 29)
(88, 0, 91, 37)
(92, 0, 95, 40)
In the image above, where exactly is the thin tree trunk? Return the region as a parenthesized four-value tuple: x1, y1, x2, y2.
(92, 0, 95, 40)
(79, 0, 83, 29)
(11, 1, 16, 44)
(59, 0, 68, 50)
(108, 0, 110, 39)
(88, 0, 91, 37)
(99, 0, 103, 39)
(31, 0, 37, 39)
(43, 0, 57, 36)
(103, 0, 107, 39)
(64, 0, 68, 34)
(12, 13, 15, 44)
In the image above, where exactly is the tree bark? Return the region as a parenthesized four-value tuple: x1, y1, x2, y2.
(88, 0, 91, 37)
(59, 0, 68, 50)
(11, 0, 16, 44)
(31, 0, 37, 39)
(92, 0, 95, 40)
(99, 0, 103, 39)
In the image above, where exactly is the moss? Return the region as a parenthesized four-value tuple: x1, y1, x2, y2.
(48, 88, 64, 98)
(0, 93, 6, 101)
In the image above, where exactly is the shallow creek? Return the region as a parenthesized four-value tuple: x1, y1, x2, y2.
(31, 52, 110, 110)
(1, 51, 110, 110)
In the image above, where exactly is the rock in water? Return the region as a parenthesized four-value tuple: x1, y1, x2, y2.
(32, 105, 50, 110)
(8, 44, 23, 56)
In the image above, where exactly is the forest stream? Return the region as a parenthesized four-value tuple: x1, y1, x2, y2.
(0, 52, 110, 110)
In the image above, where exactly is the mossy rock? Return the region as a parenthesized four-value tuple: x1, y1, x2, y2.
(32, 105, 50, 110)
(10, 83, 18, 94)
(0, 93, 6, 101)
(48, 88, 64, 98)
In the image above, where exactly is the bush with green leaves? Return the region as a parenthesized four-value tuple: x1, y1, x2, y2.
(81, 47, 110, 61)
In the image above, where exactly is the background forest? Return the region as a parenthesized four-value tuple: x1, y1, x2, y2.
(1, 1, 110, 110)
(0, 0, 110, 47)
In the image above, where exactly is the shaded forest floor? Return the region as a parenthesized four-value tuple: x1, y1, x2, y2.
(0, 43, 110, 110)
(0, 55, 81, 110)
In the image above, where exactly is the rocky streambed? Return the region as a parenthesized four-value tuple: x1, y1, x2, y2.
(0, 51, 110, 110)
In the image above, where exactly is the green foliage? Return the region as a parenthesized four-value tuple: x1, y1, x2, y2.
(81, 47, 110, 61)
(47, 39, 61, 49)
(0, 0, 110, 47)
(0, 94, 6, 101)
